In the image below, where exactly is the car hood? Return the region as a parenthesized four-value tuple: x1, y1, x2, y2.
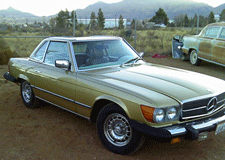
(82, 63, 225, 103)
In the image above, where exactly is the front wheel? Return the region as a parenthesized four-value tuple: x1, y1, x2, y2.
(190, 50, 201, 66)
(21, 80, 39, 108)
(97, 104, 145, 155)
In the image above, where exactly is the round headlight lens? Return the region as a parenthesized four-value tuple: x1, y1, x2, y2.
(154, 109, 165, 123)
(167, 107, 177, 120)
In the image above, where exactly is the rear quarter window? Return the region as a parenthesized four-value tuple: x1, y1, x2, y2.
(219, 28, 225, 39)
(205, 27, 220, 38)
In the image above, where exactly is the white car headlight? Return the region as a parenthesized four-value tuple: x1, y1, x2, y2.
(167, 107, 177, 120)
(154, 109, 165, 123)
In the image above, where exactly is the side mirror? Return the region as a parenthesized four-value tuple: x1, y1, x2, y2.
(139, 52, 145, 58)
(55, 60, 71, 71)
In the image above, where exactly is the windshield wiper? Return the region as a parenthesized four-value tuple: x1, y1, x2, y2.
(120, 57, 143, 67)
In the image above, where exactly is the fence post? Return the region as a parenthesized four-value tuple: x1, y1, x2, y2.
(73, 10, 76, 37)
(134, 18, 137, 50)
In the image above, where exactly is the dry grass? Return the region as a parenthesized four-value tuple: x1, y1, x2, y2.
(1, 28, 193, 63)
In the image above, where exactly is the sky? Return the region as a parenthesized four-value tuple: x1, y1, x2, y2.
(0, 0, 224, 16)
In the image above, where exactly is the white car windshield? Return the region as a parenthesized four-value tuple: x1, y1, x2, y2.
(72, 39, 141, 70)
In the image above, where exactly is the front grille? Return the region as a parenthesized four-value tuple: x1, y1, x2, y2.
(181, 92, 225, 120)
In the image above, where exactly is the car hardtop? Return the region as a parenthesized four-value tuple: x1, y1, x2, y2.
(206, 22, 225, 27)
(44, 36, 122, 42)
(198, 22, 225, 37)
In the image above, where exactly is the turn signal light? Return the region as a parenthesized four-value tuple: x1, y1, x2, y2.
(141, 105, 155, 122)
(171, 138, 181, 144)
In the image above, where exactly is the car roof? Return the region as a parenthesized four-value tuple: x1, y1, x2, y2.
(207, 22, 225, 27)
(45, 36, 122, 42)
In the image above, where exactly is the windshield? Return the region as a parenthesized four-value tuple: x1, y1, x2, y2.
(72, 39, 140, 70)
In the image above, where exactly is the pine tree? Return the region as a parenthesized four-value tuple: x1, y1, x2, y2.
(183, 14, 190, 27)
(118, 15, 124, 29)
(149, 8, 168, 25)
(220, 9, 225, 22)
(208, 11, 216, 24)
(56, 9, 70, 28)
(89, 12, 97, 30)
(97, 8, 105, 30)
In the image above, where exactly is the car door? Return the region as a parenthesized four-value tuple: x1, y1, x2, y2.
(198, 27, 220, 60)
(32, 41, 78, 112)
(211, 27, 225, 65)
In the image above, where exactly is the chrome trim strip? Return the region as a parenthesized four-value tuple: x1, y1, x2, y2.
(218, 99, 225, 104)
(198, 57, 225, 67)
(31, 85, 92, 109)
(36, 96, 90, 121)
(183, 106, 206, 112)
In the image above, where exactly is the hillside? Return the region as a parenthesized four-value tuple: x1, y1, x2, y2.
(0, 7, 37, 18)
(76, 0, 224, 19)
(0, 0, 225, 23)
(0, 7, 42, 24)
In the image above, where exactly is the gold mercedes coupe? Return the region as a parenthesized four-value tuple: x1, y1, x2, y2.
(4, 36, 225, 154)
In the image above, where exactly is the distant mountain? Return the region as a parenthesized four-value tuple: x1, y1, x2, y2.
(0, 1, 225, 24)
(0, 7, 38, 19)
(75, 0, 225, 19)
(214, 3, 225, 14)
(0, 7, 42, 24)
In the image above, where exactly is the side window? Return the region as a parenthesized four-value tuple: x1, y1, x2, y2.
(44, 41, 70, 66)
(205, 27, 220, 38)
(32, 41, 48, 61)
(219, 28, 225, 39)
(73, 43, 88, 54)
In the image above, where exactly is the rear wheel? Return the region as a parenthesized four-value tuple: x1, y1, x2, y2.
(97, 103, 145, 155)
(21, 80, 39, 108)
(190, 50, 201, 66)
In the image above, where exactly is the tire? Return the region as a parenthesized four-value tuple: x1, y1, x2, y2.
(20, 80, 39, 108)
(190, 50, 201, 66)
(96, 103, 145, 155)
(181, 54, 189, 61)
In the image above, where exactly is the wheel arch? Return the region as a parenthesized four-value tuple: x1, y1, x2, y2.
(18, 74, 30, 83)
(188, 48, 198, 55)
(90, 95, 129, 123)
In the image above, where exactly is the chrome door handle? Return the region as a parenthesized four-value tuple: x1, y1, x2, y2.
(34, 70, 41, 73)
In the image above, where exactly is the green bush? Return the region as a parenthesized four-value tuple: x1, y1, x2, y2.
(0, 39, 14, 65)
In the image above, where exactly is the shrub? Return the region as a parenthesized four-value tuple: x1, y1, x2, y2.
(0, 39, 13, 65)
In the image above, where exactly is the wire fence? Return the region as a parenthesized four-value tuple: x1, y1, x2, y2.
(0, 36, 50, 38)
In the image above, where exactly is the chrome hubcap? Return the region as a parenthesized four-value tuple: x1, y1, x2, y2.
(191, 51, 198, 64)
(22, 82, 32, 103)
(104, 113, 132, 147)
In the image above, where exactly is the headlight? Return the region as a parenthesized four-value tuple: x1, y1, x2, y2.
(154, 109, 165, 123)
(141, 105, 180, 123)
(167, 107, 177, 120)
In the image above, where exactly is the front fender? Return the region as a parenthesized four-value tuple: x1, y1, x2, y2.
(95, 95, 131, 117)
(18, 74, 29, 82)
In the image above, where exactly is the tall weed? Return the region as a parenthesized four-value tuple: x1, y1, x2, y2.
(1, 28, 191, 59)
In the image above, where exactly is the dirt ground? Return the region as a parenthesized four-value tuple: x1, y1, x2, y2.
(0, 57, 225, 160)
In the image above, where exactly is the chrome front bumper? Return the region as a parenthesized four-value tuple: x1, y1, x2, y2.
(166, 114, 225, 139)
